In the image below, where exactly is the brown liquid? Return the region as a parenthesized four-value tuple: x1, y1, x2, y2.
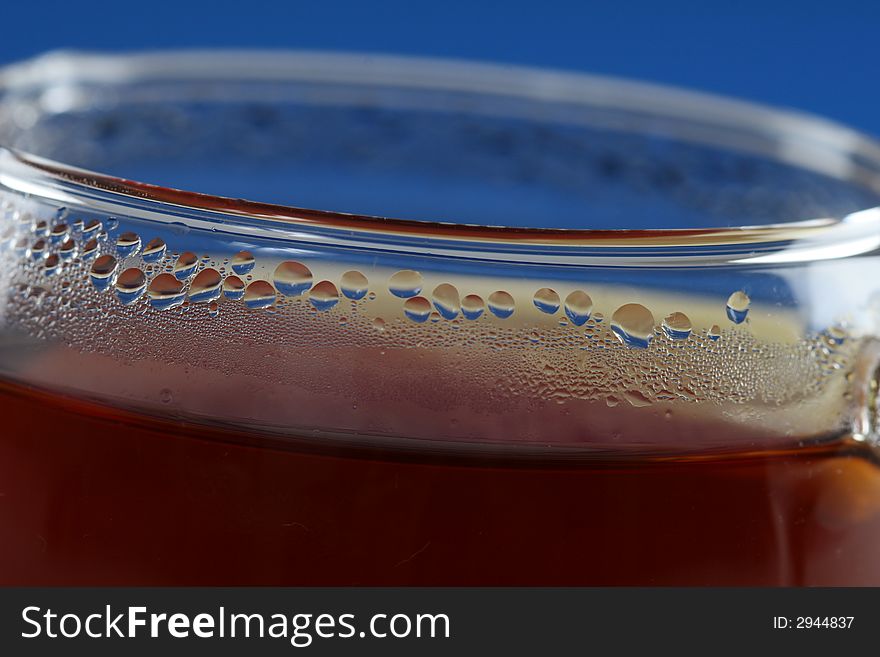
(2, 378, 880, 586)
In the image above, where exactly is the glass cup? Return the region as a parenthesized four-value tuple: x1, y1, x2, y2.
(1, 50, 880, 585)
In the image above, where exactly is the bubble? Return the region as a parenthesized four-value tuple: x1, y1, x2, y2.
(487, 291, 515, 319)
(89, 255, 118, 291)
(273, 261, 313, 296)
(533, 288, 560, 314)
(81, 238, 99, 260)
(662, 312, 692, 340)
(43, 254, 60, 276)
(340, 270, 369, 300)
(611, 303, 655, 348)
(231, 250, 255, 275)
(82, 219, 101, 235)
(114, 267, 147, 304)
(189, 268, 222, 303)
(593, 312, 605, 323)
(105, 217, 119, 231)
(389, 270, 423, 298)
(49, 223, 69, 244)
(59, 238, 77, 260)
(148, 273, 186, 310)
(29, 239, 47, 260)
(142, 237, 167, 263)
(708, 325, 721, 341)
(726, 291, 750, 324)
(403, 296, 432, 323)
(223, 275, 246, 300)
(208, 301, 219, 317)
(432, 283, 460, 319)
(244, 280, 276, 309)
(373, 317, 387, 331)
(33, 220, 49, 237)
(116, 232, 141, 258)
(174, 252, 199, 280)
(308, 280, 340, 311)
(461, 294, 485, 320)
(564, 290, 593, 326)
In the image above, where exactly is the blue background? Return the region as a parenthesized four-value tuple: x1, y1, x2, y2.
(1, 0, 878, 137)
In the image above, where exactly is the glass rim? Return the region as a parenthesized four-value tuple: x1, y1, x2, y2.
(2, 48, 880, 265)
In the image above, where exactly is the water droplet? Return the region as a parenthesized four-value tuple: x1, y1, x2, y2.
(49, 223, 69, 244)
(533, 287, 560, 314)
(82, 219, 101, 235)
(367, 291, 377, 301)
(708, 324, 721, 341)
(174, 252, 198, 280)
(115, 267, 147, 304)
(189, 268, 222, 303)
(43, 254, 60, 276)
(116, 231, 141, 258)
(142, 237, 167, 263)
(564, 290, 593, 326)
(105, 217, 119, 231)
(432, 283, 460, 319)
(340, 270, 369, 300)
(828, 325, 847, 341)
(388, 270, 423, 298)
(726, 291, 750, 324)
(623, 390, 652, 407)
(81, 238, 99, 260)
(273, 261, 313, 296)
(89, 255, 118, 291)
(487, 291, 515, 319)
(223, 275, 246, 300)
(244, 280, 276, 309)
(29, 238, 47, 260)
(59, 238, 77, 260)
(27, 286, 47, 305)
(208, 301, 219, 317)
(33, 220, 49, 237)
(403, 296, 432, 322)
(593, 312, 604, 323)
(461, 294, 485, 320)
(148, 273, 186, 309)
(661, 311, 692, 340)
(308, 280, 340, 311)
(373, 317, 387, 331)
(231, 250, 255, 275)
(611, 303, 655, 348)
